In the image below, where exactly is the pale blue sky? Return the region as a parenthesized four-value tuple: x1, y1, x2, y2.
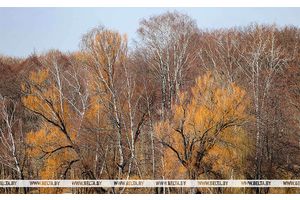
(0, 8, 300, 58)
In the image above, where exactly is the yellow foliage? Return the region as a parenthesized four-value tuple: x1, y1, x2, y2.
(29, 69, 49, 85)
(26, 125, 78, 193)
(23, 69, 80, 183)
(155, 72, 250, 179)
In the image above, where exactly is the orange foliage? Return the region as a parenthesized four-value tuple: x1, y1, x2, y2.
(155, 72, 250, 179)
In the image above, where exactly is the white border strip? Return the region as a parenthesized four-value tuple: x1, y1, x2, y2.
(1, 180, 300, 188)
(0, 0, 300, 7)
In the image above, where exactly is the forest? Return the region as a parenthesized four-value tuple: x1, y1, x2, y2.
(1, 11, 300, 194)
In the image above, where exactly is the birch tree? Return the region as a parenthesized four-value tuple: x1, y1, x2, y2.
(81, 27, 149, 193)
(0, 95, 25, 180)
(137, 11, 199, 119)
(236, 25, 288, 182)
(81, 27, 128, 178)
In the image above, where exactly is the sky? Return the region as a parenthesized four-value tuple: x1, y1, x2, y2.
(0, 7, 300, 58)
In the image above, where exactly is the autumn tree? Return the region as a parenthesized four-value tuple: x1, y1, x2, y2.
(21, 51, 103, 184)
(155, 72, 249, 183)
(81, 26, 150, 194)
(81, 27, 128, 179)
(197, 24, 291, 186)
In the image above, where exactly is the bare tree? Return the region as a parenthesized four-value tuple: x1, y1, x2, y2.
(0, 95, 25, 180)
(137, 11, 199, 119)
(237, 25, 288, 183)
